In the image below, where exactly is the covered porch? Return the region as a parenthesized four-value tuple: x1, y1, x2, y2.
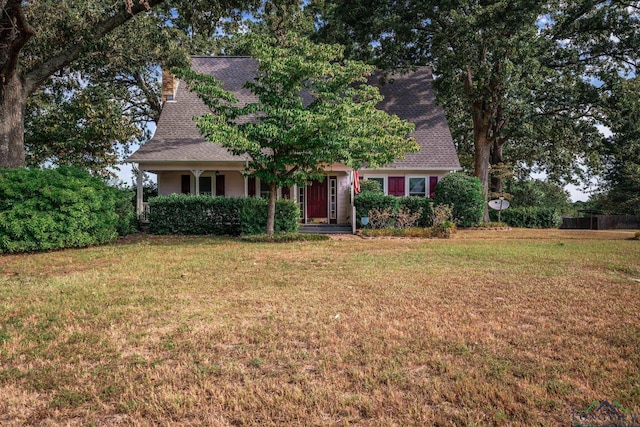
(132, 161, 359, 232)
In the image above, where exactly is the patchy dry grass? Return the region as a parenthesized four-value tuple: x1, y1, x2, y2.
(0, 229, 638, 426)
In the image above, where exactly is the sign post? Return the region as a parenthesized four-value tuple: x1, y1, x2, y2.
(488, 197, 510, 223)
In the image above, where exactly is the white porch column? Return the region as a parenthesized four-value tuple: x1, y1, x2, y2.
(244, 174, 248, 197)
(191, 170, 203, 195)
(136, 165, 144, 216)
(350, 170, 356, 234)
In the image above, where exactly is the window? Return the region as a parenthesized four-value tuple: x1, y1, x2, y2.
(298, 187, 305, 218)
(199, 176, 212, 195)
(329, 178, 337, 220)
(181, 175, 190, 194)
(260, 180, 270, 198)
(409, 177, 427, 197)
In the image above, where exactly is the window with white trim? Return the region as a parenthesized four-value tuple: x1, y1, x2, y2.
(259, 180, 270, 199)
(409, 177, 427, 197)
(199, 176, 213, 196)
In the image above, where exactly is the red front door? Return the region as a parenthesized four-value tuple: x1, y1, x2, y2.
(307, 179, 328, 219)
(388, 176, 405, 197)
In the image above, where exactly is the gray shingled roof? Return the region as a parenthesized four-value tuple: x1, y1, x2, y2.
(128, 57, 460, 170)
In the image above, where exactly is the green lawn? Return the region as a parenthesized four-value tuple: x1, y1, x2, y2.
(0, 229, 638, 425)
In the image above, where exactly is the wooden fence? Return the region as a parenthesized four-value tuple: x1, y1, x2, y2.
(560, 215, 639, 230)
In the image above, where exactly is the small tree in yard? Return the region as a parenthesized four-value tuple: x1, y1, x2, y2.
(178, 33, 419, 235)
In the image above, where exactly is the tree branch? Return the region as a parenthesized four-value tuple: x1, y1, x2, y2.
(23, 0, 164, 95)
(0, 0, 35, 80)
(133, 70, 162, 122)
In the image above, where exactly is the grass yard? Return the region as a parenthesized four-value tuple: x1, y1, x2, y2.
(0, 229, 638, 426)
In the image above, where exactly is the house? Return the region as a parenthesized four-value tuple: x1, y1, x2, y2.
(127, 56, 461, 230)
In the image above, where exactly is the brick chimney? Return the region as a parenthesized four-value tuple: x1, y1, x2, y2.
(161, 70, 176, 104)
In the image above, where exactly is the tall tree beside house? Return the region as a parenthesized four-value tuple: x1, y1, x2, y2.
(594, 77, 640, 215)
(23, 11, 189, 175)
(177, 33, 419, 235)
(0, 0, 253, 169)
(313, 0, 638, 220)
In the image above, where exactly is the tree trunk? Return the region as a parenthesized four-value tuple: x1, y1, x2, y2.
(0, 73, 27, 168)
(474, 137, 492, 222)
(266, 182, 277, 236)
(490, 139, 504, 195)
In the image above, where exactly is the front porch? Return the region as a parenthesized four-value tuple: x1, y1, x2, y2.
(134, 164, 358, 232)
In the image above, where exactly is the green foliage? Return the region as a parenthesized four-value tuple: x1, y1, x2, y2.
(398, 197, 433, 227)
(26, 80, 143, 176)
(354, 193, 398, 227)
(430, 204, 456, 238)
(313, 0, 639, 194)
(176, 32, 418, 234)
(497, 207, 562, 229)
(237, 197, 300, 236)
(359, 179, 383, 194)
(595, 77, 640, 216)
(112, 188, 138, 236)
(0, 167, 133, 253)
(148, 194, 299, 236)
(433, 173, 485, 227)
(1, 0, 256, 169)
(504, 179, 572, 215)
(355, 193, 433, 228)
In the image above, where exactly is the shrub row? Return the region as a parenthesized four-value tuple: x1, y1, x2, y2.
(0, 167, 136, 253)
(354, 193, 433, 228)
(492, 206, 562, 228)
(356, 173, 486, 228)
(148, 194, 299, 235)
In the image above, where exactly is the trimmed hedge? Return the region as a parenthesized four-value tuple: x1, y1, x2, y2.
(398, 197, 434, 227)
(354, 192, 398, 227)
(354, 193, 434, 228)
(148, 194, 299, 235)
(0, 167, 136, 253)
(493, 206, 562, 228)
(433, 173, 485, 227)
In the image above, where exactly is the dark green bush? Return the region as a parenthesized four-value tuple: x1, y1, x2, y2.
(433, 173, 485, 227)
(354, 192, 398, 227)
(114, 188, 138, 236)
(237, 197, 300, 235)
(495, 207, 562, 228)
(148, 194, 299, 235)
(0, 167, 133, 253)
(359, 179, 383, 194)
(398, 197, 434, 227)
(354, 193, 433, 228)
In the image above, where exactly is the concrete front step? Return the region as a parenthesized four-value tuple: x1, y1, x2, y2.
(299, 225, 353, 234)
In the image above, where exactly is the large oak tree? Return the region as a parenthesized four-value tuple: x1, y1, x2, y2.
(313, 0, 639, 219)
(0, 0, 252, 168)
